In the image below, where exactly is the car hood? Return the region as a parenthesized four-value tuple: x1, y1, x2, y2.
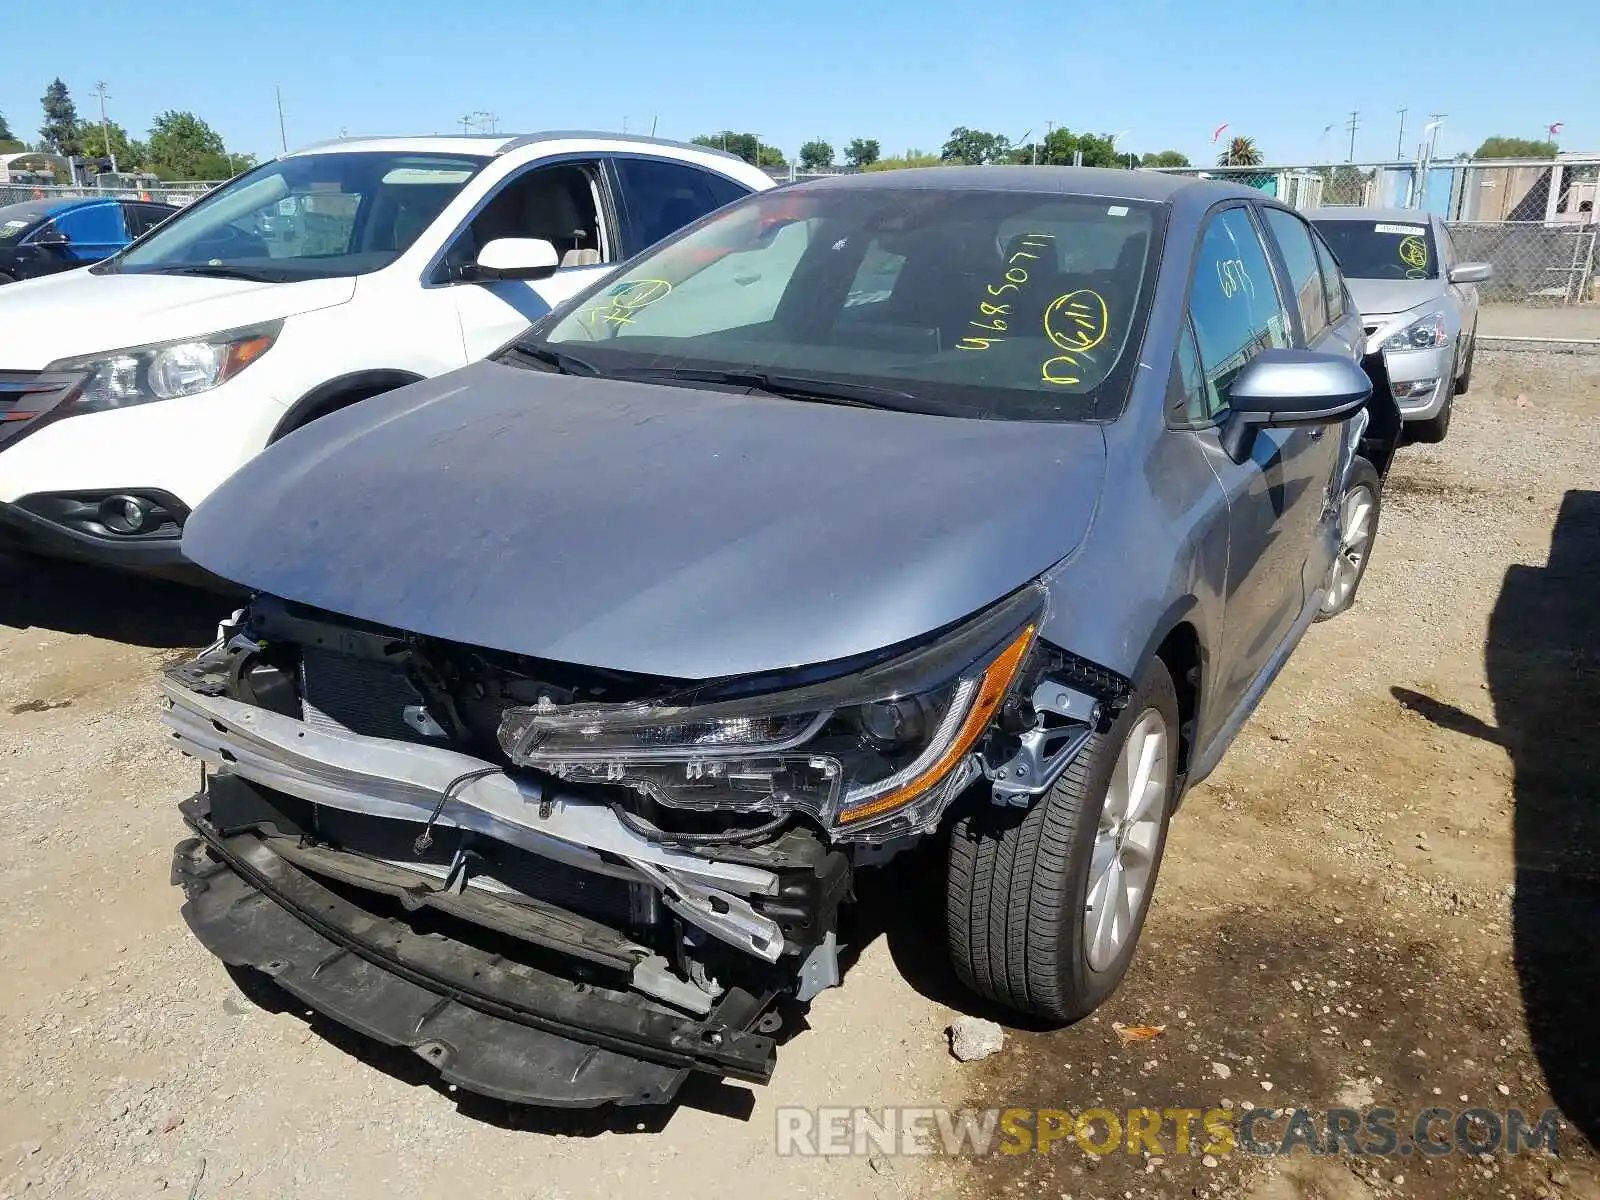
(1345, 277, 1444, 318)
(183, 361, 1108, 680)
(0, 269, 355, 369)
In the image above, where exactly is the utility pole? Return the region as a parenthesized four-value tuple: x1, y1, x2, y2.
(1395, 107, 1407, 160)
(1345, 110, 1360, 162)
(91, 80, 116, 173)
(276, 86, 288, 153)
(1427, 113, 1447, 160)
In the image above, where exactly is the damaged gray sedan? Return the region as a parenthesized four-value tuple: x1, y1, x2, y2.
(163, 167, 1397, 1106)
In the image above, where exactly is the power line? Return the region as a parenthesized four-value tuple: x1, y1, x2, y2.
(91, 81, 116, 172)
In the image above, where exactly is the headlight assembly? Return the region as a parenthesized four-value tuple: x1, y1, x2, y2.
(497, 584, 1046, 837)
(46, 321, 282, 411)
(1380, 311, 1446, 353)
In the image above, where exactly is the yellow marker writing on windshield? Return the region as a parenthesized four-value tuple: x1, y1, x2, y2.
(581, 278, 673, 330)
(1041, 289, 1108, 386)
(1398, 236, 1428, 270)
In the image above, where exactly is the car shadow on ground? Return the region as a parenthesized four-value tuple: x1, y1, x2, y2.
(1393, 487, 1600, 1151)
(0, 552, 232, 648)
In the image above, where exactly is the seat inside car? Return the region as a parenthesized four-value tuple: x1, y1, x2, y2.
(464, 166, 602, 266)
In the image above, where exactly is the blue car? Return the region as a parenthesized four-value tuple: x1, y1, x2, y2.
(0, 196, 178, 284)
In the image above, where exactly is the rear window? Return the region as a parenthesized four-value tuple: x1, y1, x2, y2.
(1312, 219, 1438, 281)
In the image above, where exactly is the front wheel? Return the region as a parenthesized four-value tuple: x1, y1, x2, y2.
(1316, 455, 1381, 621)
(945, 656, 1179, 1021)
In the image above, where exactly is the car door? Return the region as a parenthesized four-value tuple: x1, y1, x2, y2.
(608, 154, 754, 258)
(1435, 217, 1478, 347)
(1177, 203, 1328, 723)
(1258, 204, 1355, 602)
(35, 202, 127, 267)
(437, 157, 623, 361)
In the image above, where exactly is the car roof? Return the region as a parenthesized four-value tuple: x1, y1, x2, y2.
(0, 196, 122, 224)
(1305, 206, 1435, 223)
(282, 131, 746, 164)
(791, 165, 1268, 204)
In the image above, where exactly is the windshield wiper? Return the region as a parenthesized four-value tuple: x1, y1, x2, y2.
(137, 264, 285, 283)
(511, 344, 603, 376)
(606, 366, 931, 413)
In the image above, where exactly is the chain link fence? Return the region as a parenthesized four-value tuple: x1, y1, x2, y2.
(0, 181, 221, 209)
(1153, 158, 1600, 305)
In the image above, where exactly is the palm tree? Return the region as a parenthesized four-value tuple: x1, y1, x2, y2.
(1218, 136, 1263, 167)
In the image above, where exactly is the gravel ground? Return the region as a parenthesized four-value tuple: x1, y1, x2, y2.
(1, 353, 1597, 1199)
(1478, 305, 1600, 341)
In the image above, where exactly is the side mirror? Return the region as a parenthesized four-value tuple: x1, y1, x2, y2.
(473, 237, 559, 281)
(1219, 349, 1372, 463)
(1449, 261, 1493, 285)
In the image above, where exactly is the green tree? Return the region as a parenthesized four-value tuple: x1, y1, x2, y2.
(146, 110, 231, 179)
(1217, 136, 1263, 167)
(39, 78, 81, 156)
(1141, 149, 1190, 168)
(79, 120, 147, 171)
(941, 126, 1013, 165)
(798, 139, 834, 170)
(1473, 136, 1558, 159)
(0, 109, 21, 155)
(844, 137, 880, 168)
(1008, 128, 1121, 167)
(864, 149, 942, 172)
(690, 131, 784, 168)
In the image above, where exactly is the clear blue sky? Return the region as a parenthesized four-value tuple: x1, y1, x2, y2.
(3, 0, 1595, 165)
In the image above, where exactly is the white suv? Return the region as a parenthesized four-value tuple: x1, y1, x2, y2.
(0, 132, 771, 577)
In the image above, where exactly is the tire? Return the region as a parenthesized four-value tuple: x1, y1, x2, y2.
(1454, 331, 1476, 395)
(0, 273, 15, 286)
(945, 656, 1179, 1021)
(1409, 393, 1452, 444)
(1315, 455, 1381, 621)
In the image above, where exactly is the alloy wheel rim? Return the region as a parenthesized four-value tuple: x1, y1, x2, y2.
(1323, 485, 1375, 613)
(1083, 708, 1170, 972)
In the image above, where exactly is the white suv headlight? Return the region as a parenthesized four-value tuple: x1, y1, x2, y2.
(1380, 311, 1447, 353)
(46, 322, 282, 411)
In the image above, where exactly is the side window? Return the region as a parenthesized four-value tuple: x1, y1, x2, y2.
(122, 203, 167, 238)
(1309, 228, 1347, 324)
(447, 162, 605, 273)
(1435, 222, 1458, 270)
(614, 157, 751, 255)
(1187, 207, 1292, 415)
(46, 203, 125, 246)
(1261, 207, 1329, 342)
(1172, 318, 1221, 425)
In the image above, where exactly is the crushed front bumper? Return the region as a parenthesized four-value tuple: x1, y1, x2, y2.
(172, 800, 776, 1106)
(161, 674, 852, 1106)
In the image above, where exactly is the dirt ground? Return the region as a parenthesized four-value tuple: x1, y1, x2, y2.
(2, 353, 1597, 1200)
(1479, 304, 1600, 341)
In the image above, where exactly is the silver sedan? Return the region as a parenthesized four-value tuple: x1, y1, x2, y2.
(1310, 206, 1492, 443)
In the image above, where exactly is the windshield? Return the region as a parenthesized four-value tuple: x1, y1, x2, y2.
(109, 151, 489, 281)
(0, 203, 48, 242)
(529, 186, 1161, 421)
(1312, 218, 1438, 281)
